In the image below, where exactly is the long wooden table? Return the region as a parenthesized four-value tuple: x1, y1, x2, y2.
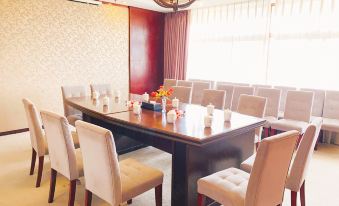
(66, 95, 266, 206)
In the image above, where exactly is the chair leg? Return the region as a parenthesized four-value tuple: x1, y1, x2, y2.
(29, 148, 37, 175)
(155, 184, 162, 206)
(264, 127, 270, 138)
(68, 180, 77, 206)
(300, 181, 306, 206)
(270, 128, 276, 136)
(291, 191, 297, 206)
(85, 189, 92, 206)
(127, 199, 132, 204)
(197, 193, 206, 206)
(36, 156, 44, 187)
(48, 169, 57, 203)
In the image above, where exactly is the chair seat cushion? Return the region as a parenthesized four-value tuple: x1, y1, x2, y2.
(263, 116, 278, 128)
(197, 167, 249, 206)
(120, 159, 164, 202)
(322, 118, 339, 133)
(67, 114, 83, 127)
(270, 119, 308, 133)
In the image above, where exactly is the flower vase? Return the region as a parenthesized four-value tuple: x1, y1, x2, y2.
(162, 97, 167, 113)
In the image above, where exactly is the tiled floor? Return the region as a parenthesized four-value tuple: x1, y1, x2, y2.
(0, 132, 338, 206)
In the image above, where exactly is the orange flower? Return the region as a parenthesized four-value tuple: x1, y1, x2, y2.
(151, 92, 157, 97)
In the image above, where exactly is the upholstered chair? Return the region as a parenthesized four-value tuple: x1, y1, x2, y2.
(233, 82, 250, 87)
(252, 84, 272, 95)
(301, 88, 325, 118)
(61, 85, 87, 126)
(201, 89, 226, 110)
(189, 79, 215, 89)
(321, 90, 339, 134)
(216, 81, 233, 87)
(191, 81, 211, 104)
(40, 110, 84, 206)
(230, 86, 255, 111)
(90, 84, 113, 96)
(273, 86, 297, 117)
(75, 121, 164, 206)
(197, 130, 299, 206)
(216, 84, 234, 109)
(22, 98, 47, 188)
(237, 95, 267, 147)
(241, 118, 322, 206)
(270, 91, 314, 136)
(177, 80, 193, 87)
(257, 88, 281, 137)
(163, 79, 177, 90)
(171, 86, 192, 104)
(22, 98, 80, 188)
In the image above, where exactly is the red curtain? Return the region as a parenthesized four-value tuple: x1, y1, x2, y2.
(164, 11, 190, 80)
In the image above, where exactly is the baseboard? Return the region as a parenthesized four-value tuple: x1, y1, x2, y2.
(0, 128, 29, 136)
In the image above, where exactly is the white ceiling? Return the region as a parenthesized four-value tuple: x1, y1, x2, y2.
(101, 0, 236, 12)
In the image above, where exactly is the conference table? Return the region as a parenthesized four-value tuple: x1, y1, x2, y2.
(65, 94, 266, 206)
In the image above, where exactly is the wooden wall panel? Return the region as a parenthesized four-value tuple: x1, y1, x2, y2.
(129, 7, 165, 94)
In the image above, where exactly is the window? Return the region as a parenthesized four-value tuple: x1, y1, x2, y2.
(187, 0, 339, 90)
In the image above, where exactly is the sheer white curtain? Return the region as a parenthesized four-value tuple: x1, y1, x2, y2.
(187, 0, 339, 90)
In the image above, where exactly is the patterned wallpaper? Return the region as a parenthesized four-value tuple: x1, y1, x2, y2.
(0, 0, 129, 132)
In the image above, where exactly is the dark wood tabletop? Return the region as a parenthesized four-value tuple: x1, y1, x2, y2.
(66, 94, 266, 146)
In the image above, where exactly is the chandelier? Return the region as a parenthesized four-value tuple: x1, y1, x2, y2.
(153, 0, 197, 12)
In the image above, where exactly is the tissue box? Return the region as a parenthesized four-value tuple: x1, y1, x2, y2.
(141, 102, 162, 111)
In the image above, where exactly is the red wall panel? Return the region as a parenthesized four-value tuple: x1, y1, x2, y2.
(129, 7, 165, 94)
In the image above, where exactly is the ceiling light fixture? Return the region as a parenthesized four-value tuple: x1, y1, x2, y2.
(153, 0, 197, 12)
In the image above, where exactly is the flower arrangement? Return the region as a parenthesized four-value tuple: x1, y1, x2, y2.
(151, 86, 174, 99)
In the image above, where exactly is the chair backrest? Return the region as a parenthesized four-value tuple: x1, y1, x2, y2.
(216, 81, 233, 87)
(76, 121, 122, 206)
(40, 110, 78, 180)
(177, 80, 193, 88)
(245, 130, 299, 206)
(201, 89, 226, 110)
(90, 84, 113, 96)
(257, 88, 281, 118)
(323, 90, 339, 119)
(273, 86, 297, 112)
(286, 118, 322, 192)
(61, 85, 87, 117)
(171, 86, 192, 104)
(216, 84, 234, 109)
(301, 88, 325, 117)
(22, 98, 45, 157)
(191, 81, 211, 104)
(237, 95, 267, 137)
(163, 79, 177, 90)
(284, 90, 314, 122)
(233, 82, 250, 87)
(189, 79, 214, 89)
(252, 84, 272, 95)
(231, 86, 254, 111)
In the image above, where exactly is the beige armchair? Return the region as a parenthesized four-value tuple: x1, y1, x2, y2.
(191, 81, 211, 104)
(197, 131, 299, 206)
(163, 79, 177, 90)
(241, 118, 322, 206)
(216, 84, 234, 109)
(90, 83, 113, 96)
(61, 85, 87, 126)
(177, 80, 193, 87)
(231, 86, 255, 111)
(252, 84, 271, 95)
(257, 88, 281, 137)
(270, 90, 314, 136)
(22, 98, 79, 188)
(75, 121, 164, 206)
(171, 86, 192, 104)
(237, 94, 267, 147)
(322, 90, 339, 134)
(201, 89, 226, 110)
(40, 110, 83, 206)
(301, 88, 325, 118)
